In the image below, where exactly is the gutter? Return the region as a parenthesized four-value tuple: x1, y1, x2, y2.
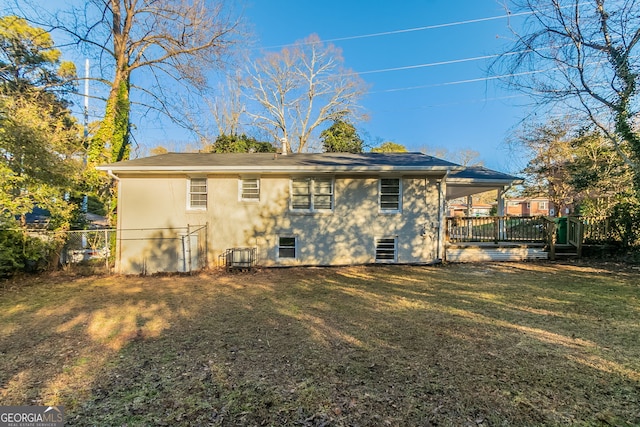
(106, 169, 120, 182)
(95, 165, 463, 175)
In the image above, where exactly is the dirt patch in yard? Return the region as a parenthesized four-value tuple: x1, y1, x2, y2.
(1, 261, 639, 426)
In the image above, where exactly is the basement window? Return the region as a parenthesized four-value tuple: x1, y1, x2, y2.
(278, 236, 296, 259)
(375, 237, 397, 263)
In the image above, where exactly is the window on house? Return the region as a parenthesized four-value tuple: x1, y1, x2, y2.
(313, 178, 333, 209)
(375, 237, 397, 262)
(291, 177, 333, 211)
(538, 201, 548, 210)
(241, 178, 260, 201)
(278, 236, 296, 259)
(189, 178, 207, 209)
(379, 178, 401, 211)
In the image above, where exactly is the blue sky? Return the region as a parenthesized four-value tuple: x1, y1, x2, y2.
(17, 0, 534, 172)
(237, 0, 532, 171)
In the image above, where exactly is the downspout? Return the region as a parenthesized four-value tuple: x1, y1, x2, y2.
(107, 169, 122, 273)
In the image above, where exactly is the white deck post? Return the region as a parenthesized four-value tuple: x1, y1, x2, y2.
(498, 188, 506, 239)
(466, 195, 473, 238)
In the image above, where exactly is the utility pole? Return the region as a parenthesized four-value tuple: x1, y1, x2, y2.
(82, 58, 89, 213)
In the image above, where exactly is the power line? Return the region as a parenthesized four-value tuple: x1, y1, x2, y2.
(261, 11, 533, 50)
(260, 2, 591, 51)
(369, 70, 548, 94)
(374, 94, 529, 113)
(355, 50, 528, 76)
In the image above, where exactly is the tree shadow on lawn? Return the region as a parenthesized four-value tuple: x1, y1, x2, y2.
(1, 263, 639, 426)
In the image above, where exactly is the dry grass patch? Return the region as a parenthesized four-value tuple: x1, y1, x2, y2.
(1, 262, 639, 426)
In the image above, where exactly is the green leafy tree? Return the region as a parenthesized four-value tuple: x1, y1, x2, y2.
(0, 16, 82, 275)
(569, 129, 633, 215)
(321, 120, 363, 153)
(0, 15, 75, 95)
(206, 134, 275, 153)
(514, 119, 578, 217)
(0, 16, 82, 229)
(371, 141, 408, 153)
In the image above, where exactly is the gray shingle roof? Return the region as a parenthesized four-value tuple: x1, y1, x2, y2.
(448, 166, 522, 183)
(97, 152, 463, 173)
(97, 153, 522, 190)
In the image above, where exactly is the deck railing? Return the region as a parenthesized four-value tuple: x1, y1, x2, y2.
(581, 216, 612, 243)
(446, 215, 621, 260)
(446, 216, 548, 243)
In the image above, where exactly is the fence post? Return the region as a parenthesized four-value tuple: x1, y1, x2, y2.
(445, 218, 450, 243)
(548, 219, 556, 260)
(187, 224, 192, 273)
(576, 220, 584, 258)
(494, 217, 499, 244)
(104, 228, 109, 273)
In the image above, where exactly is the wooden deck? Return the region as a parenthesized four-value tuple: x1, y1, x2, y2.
(444, 216, 589, 262)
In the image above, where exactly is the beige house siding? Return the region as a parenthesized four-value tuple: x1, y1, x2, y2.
(114, 173, 444, 273)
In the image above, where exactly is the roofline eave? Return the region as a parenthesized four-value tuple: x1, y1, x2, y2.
(96, 165, 460, 175)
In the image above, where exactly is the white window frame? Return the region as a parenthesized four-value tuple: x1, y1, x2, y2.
(187, 177, 207, 210)
(290, 177, 334, 212)
(239, 177, 260, 202)
(375, 236, 397, 263)
(538, 201, 548, 210)
(278, 236, 297, 260)
(379, 177, 402, 213)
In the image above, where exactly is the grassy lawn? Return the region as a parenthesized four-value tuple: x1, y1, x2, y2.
(1, 262, 639, 426)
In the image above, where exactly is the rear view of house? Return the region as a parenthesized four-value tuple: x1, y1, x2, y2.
(98, 152, 520, 274)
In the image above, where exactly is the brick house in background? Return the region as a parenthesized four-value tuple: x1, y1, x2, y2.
(505, 198, 554, 217)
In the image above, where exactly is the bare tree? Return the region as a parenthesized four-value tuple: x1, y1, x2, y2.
(210, 72, 245, 136)
(493, 0, 640, 190)
(247, 34, 368, 153)
(181, 70, 246, 149)
(420, 146, 483, 166)
(16, 0, 241, 163)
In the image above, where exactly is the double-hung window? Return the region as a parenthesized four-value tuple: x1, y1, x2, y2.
(291, 177, 333, 211)
(188, 177, 207, 209)
(240, 178, 260, 201)
(379, 178, 401, 212)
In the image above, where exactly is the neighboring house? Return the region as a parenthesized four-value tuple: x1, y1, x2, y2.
(505, 198, 553, 217)
(98, 152, 520, 274)
(448, 202, 493, 217)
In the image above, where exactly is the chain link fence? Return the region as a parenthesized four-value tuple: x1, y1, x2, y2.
(60, 229, 116, 272)
(115, 224, 208, 274)
(4, 225, 208, 276)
